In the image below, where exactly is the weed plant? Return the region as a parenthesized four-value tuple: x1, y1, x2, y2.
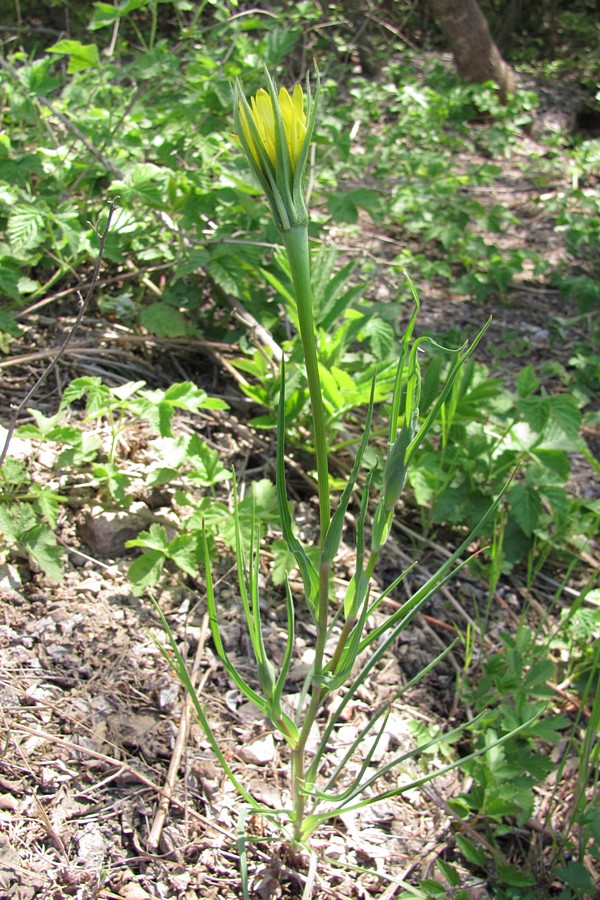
(146, 71, 540, 895)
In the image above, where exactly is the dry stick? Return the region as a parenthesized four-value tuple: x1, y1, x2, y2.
(0, 203, 115, 466)
(0, 334, 239, 371)
(146, 612, 211, 853)
(16, 263, 173, 318)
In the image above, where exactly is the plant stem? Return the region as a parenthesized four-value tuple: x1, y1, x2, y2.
(281, 225, 330, 543)
(281, 223, 331, 844)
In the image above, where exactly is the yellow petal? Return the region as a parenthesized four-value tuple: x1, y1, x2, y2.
(292, 83, 304, 116)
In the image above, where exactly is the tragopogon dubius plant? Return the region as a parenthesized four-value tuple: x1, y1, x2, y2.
(153, 69, 527, 888)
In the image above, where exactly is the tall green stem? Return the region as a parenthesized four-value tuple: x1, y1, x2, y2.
(281, 225, 330, 543)
(282, 224, 331, 843)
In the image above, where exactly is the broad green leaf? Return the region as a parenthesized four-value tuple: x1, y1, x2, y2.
(554, 862, 596, 892)
(92, 464, 130, 502)
(140, 302, 188, 338)
(0, 457, 26, 484)
(526, 715, 571, 742)
(508, 483, 541, 536)
(47, 40, 100, 73)
(0, 503, 37, 542)
(271, 539, 297, 586)
(8, 206, 45, 252)
(21, 524, 64, 581)
(436, 859, 460, 887)
(128, 549, 165, 593)
(516, 364, 539, 398)
(548, 393, 581, 439)
(89, 0, 148, 29)
(167, 534, 199, 578)
(455, 834, 486, 868)
(126, 523, 169, 551)
(327, 188, 381, 224)
(32, 486, 67, 528)
(0, 259, 22, 302)
(366, 317, 395, 360)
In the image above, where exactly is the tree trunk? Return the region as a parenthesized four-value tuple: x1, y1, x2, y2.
(429, 0, 516, 100)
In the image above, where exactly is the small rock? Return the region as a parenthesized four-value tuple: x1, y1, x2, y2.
(121, 884, 155, 900)
(77, 502, 156, 559)
(0, 793, 18, 812)
(239, 734, 276, 765)
(76, 824, 107, 869)
(0, 563, 22, 594)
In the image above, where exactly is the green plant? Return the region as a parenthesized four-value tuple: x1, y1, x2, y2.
(232, 243, 399, 441)
(0, 378, 229, 580)
(148, 74, 539, 889)
(453, 610, 599, 896)
(405, 356, 599, 580)
(0, 449, 65, 580)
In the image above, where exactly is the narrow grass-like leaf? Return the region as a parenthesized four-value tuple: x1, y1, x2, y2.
(276, 360, 318, 615)
(203, 530, 270, 715)
(237, 807, 251, 900)
(322, 373, 376, 566)
(301, 713, 538, 839)
(406, 317, 491, 462)
(146, 595, 262, 810)
(270, 578, 299, 746)
(308, 641, 455, 789)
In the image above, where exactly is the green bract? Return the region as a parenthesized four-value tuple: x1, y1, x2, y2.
(233, 69, 320, 231)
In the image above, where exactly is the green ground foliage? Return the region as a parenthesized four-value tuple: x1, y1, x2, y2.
(0, 1, 599, 895)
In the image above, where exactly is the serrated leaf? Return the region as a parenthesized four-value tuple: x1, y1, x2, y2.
(367, 317, 395, 360)
(207, 253, 248, 298)
(47, 40, 100, 73)
(21, 524, 63, 581)
(327, 188, 381, 224)
(34, 486, 67, 528)
(548, 393, 581, 439)
(140, 302, 188, 338)
(271, 539, 296, 586)
(455, 834, 486, 868)
(532, 448, 570, 480)
(0, 259, 22, 302)
(0, 308, 23, 338)
(0, 457, 26, 485)
(409, 468, 436, 505)
(166, 534, 199, 577)
(527, 715, 570, 742)
(496, 863, 536, 887)
(554, 861, 596, 891)
(0, 503, 37, 542)
(8, 206, 45, 252)
(125, 523, 169, 551)
(127, 549, 165, 593)
(509, 483, 541, 536)
(121, 162, 171, 208)
(89, 0, 147, 30)
(516, 364, 539, 398)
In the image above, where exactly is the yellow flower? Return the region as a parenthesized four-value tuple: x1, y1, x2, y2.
(239, 84, 306, 171)
(234, 71, 318, 232)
